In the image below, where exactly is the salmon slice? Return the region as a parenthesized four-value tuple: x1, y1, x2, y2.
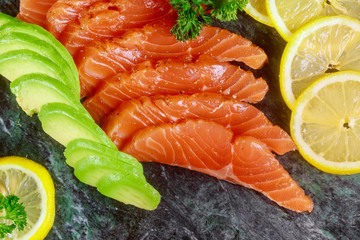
(45, 0, 101, 39)
(123, 120, 313, 212)
(83, 56, 269, 121)
(102, 93, 296, 155)
(75, 23, 268, 97)
(120, 24, 268, 69)
(17, 0, 57, 26)
(58, 0, 176, 55)
(76, 42, 145, 98)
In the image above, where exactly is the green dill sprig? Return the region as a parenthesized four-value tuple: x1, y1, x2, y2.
(0, 194, 27, 239)
(211, 0, 248, 21)
(169, 0, 248, 41)
(170, 0, 212, 41)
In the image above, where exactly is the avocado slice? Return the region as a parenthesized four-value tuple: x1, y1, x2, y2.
(0, 49, 78, 97)
(97, 172, 161, 210)
(0, 21, 79, 98)
(74, 155, 142, 187)
(0, 32, 77, 92)
(38, 102, 117, 149)
(0, 12, 19, 26)
(10, 73, 83, 116)
(64, 138, 143, 171)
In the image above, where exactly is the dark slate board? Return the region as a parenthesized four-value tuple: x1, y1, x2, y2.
(0, 1, 360, 239)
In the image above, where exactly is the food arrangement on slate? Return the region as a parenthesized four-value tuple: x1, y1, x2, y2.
(0, 0, 360, 239)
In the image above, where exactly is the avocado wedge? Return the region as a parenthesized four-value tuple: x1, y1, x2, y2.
(0, 21, 79, 98)
(74, 155, 159, 210)
(0, 12, 19, 26)
(38, 102, 117, 149)
(97, 172, 161, 210)
(74, 155, 142, 187)
(0, 32, 78, 92)
(10, 73, 83, 116)
(0, 49, 79, 98)
(64, 138, 143, 171)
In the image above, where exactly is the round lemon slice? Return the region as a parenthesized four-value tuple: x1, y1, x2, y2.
(291, 71, 360, 174)
(0, 156, 55, 240)
(280, 16, 360, 110)
(244, 0, 273, 26)
(266, 0, 360, 41)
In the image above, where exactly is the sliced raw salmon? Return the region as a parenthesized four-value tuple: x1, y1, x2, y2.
(121, 24, 268, 69)
(123, 120, 313, 212)
(75, 23, 268, 97)
(17, 0, 57, 26)
(76, 41, 145, 98)
(45, 0, 101, 39)
(83, 56, 269, 121)
(58, 0, 176, 55)
(102, 93, 296, 155)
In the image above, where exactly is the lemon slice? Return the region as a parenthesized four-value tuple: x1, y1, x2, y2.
(266, 0, 360, 41)
(280, 16, 360, 110)
(291, 71, 360, 174)
(244, 0, 273, 26)
(0, 156, 55, 240)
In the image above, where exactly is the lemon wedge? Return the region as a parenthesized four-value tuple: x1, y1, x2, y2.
(0, 156, 55, 240)
(291, 71, 360, 174)
(280, 16, 360, 110)
(266, 0, 360, 41)
(244, 0, 273, 26)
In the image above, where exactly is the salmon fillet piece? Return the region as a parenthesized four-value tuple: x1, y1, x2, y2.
(59, 0, 176, 55)
(123, 120, 313, 212)
(17, 0, 57, 26)
(102, 93, 296, 155)
(121, 24, 268, 69)
(75, 23, 268, 98)
(83, 56, 269, 121)
(45, 0, 102, 39)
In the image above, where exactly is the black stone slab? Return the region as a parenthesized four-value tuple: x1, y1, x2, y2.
(0, 1, 360, 239)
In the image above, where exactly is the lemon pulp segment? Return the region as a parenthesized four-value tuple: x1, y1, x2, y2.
(266, 0, 360, 41)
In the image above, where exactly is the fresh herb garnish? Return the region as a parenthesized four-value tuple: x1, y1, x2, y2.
(0, 194, 27, 239)
(170, 0, 248, 41)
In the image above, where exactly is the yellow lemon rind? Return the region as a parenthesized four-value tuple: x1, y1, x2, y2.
(244, 2, 274, 27)
(265, 0, 292, 41)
